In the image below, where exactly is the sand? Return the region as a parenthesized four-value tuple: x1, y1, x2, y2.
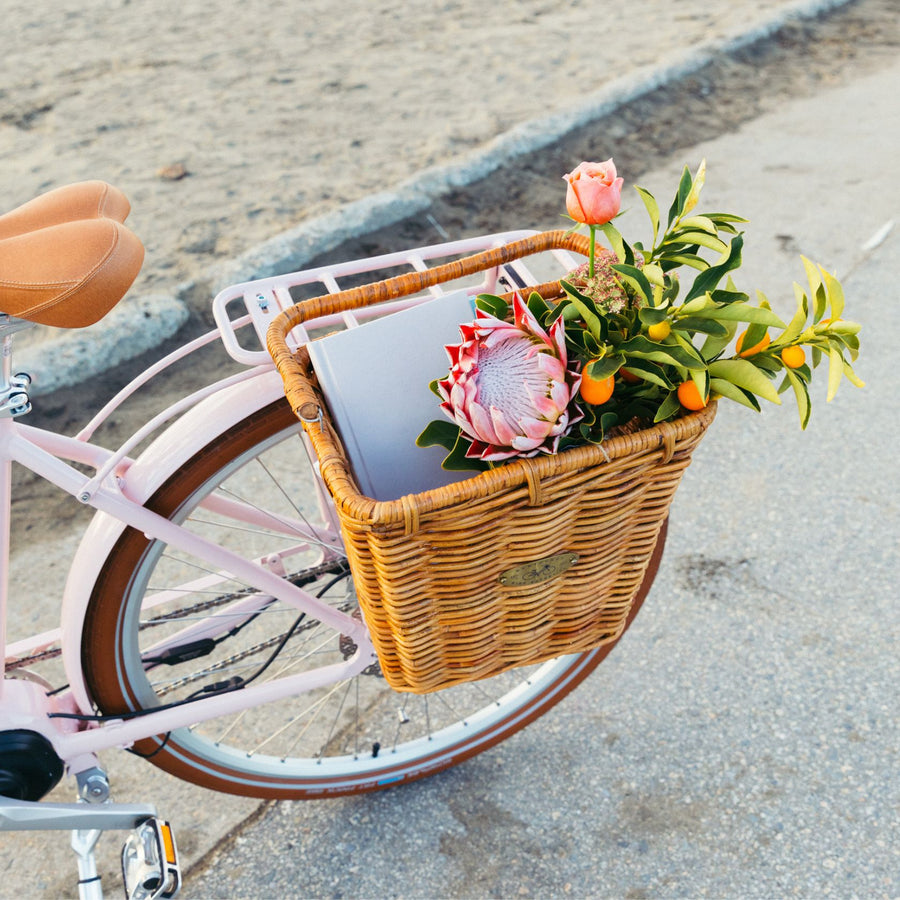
(3, 0, 851, 303)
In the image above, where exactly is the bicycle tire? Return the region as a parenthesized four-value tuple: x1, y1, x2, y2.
(82, 395, 663, 799)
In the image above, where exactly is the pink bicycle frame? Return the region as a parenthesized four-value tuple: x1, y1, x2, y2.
(1, 227, 576, 772)
(0, 399, 373, 766)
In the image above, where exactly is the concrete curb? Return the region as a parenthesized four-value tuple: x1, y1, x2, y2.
(24, 0, 852, 396)
(202, 0, 853, 287)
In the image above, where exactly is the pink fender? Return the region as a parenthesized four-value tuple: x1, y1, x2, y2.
(61, 368, 290, 714)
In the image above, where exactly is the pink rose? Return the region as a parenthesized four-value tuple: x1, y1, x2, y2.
(563, 160, 624, 226)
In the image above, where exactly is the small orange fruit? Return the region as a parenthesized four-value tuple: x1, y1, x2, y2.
(780, 345, 806, 369)
(647, 320, 671, 341)
(677, 380, 707, 411)
(580, 367, 615, 405)
(620, 368, 642, 384)
(735, 330, 771, 357)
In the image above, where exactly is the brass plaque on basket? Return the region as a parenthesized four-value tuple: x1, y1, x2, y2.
(499, 552, 579, 587)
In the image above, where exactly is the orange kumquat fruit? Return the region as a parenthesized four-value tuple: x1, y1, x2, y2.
(780, 345, 806, 369)
(677, 379, 708, 411)
(579, 368, 615, 405)
(647, 320, 671, 341)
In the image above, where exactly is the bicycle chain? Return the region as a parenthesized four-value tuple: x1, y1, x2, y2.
(6, 558, 351, 672)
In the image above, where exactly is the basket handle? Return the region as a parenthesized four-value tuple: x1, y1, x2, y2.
(266, 229, 590, 423)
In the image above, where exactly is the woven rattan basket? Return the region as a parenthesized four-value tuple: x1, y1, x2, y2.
(267, 231, 716, 693)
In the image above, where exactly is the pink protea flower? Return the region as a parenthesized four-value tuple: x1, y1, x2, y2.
(437, 294, 582, 461)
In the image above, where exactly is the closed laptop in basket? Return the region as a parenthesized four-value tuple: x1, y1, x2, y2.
(305, 290, 476, 502)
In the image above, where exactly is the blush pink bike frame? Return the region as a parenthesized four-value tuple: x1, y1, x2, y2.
(0, 228, 577, 777)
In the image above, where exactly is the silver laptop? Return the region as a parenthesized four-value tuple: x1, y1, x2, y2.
(306, 290, 477, 501)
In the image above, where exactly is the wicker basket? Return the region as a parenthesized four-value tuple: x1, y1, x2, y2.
(267, 231, 716, 693)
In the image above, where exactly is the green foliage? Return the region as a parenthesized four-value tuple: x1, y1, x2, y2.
(546, 160, 863, 435)
(421, 161, 864, 469)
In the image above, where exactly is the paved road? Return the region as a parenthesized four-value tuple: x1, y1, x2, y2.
(2, 3, 897, 898)
(187, 48, 900, 900)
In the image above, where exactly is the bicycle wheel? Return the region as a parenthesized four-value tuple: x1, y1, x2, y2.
(82, 395, 662, 799)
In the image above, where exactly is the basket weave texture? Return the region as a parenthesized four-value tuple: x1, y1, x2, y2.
(268, 232, 717, 693)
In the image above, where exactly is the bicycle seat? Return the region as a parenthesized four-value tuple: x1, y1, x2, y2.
(0, 181, 144, 328)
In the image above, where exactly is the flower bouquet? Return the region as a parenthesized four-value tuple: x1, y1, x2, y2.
(418, 159, 862, 470)
(267, 160, 861, 694)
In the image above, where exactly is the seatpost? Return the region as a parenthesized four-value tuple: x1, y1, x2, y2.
(0, 317, 33, 419)
(0, 318, 34, 691)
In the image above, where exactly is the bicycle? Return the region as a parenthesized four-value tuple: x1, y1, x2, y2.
(0, 182, 666, 899)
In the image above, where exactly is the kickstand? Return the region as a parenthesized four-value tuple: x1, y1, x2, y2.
(71, 827, 104, 900)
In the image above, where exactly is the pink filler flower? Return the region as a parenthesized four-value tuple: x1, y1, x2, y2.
(438, 294, 582, 461)
(563, 160, 624, 226)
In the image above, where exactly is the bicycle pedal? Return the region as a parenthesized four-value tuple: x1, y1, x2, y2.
(121, 817, 181, 900)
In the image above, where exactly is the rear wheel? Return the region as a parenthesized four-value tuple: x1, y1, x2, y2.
(82, 396, 662, 798)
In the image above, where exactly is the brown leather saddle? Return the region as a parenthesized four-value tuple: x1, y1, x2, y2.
(0, 181, 144, 328)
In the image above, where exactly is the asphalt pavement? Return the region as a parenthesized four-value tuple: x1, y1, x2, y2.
(185, 46, 900, 900)
(2, 3, 898, 898)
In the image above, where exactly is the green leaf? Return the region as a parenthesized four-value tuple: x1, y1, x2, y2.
(702, 302, 786, 327)
(708, 358, 782, 404)
(526, 290, 550, 322)
(710, 377, 761, 412)
(801, 255, 823, 297)
(660, 253, 709, 270)
(416, 419, 461, 453)
(684, 234, 744, 302)
(826, 346, 843, 402)
(475, 293, 508, 319)
(739, 321, 769, 355)
(443, 431, 490, 472)
(599, 221, 627, 263)
(813, 283, 828, 323)
(559, 281, 607, 341)
(679, 294, 713, 315)
(672, 317, 729, 336)
(620, 359, 675, 389)
(701, 324, 738, 361)
(581, 331, 603, 357)
(635, 185, 660, 247)
(772, 286, 810, 346)
(638, 306, 669, 326)
(667, 165, 694, 226)
(620, 335, 706, 370)
(612, 264, 654, 305)
(704, 213, 750, 224)
(821, 267, 845, 320)
(663, 231, 728, 253)
(828, 319, 861, 335)
(782, 367, 812, 429)
(842, 359, 865, 388)
(586, 355, 625, 379)
(832, 332, 860, 357)
(752, 354, 783, 374)
(654, 390, 682, 422)
(678, 215, 717, 234)
(709, 288, 750, 305)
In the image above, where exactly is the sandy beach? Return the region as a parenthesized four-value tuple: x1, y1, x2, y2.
(3, 0, 854, 303)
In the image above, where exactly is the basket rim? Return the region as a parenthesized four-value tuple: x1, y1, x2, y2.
(309, 397, 717, 528)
